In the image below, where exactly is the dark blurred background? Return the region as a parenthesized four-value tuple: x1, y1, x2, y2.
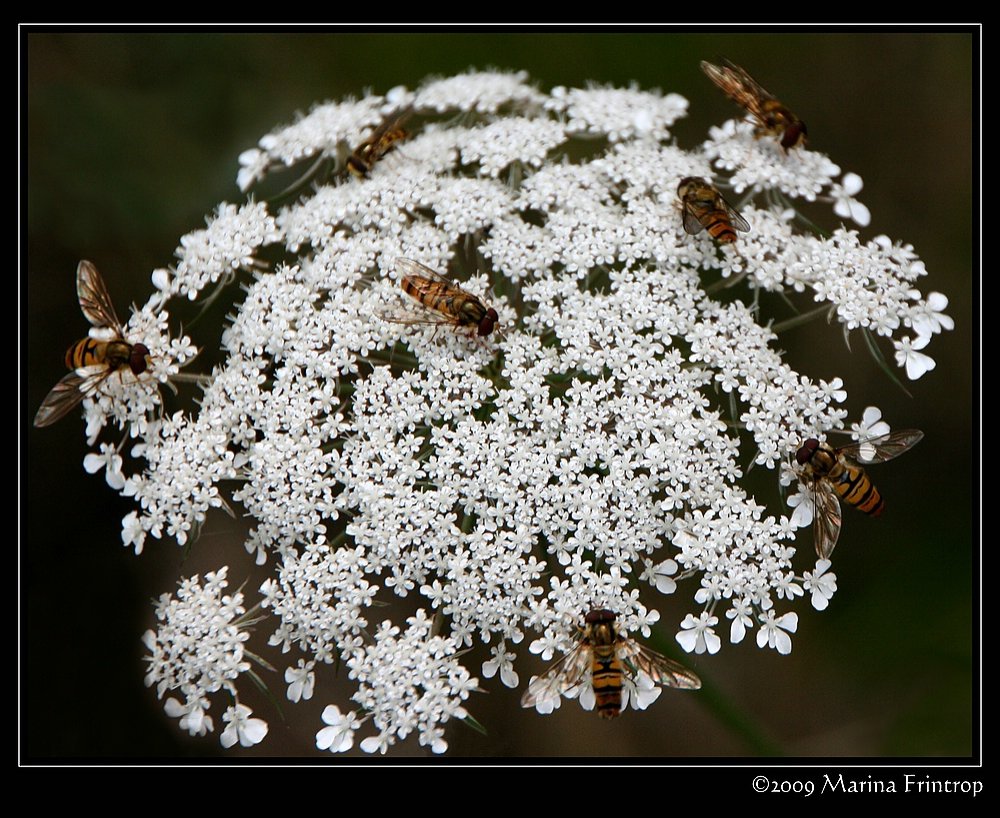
(23, 31, 975, 761)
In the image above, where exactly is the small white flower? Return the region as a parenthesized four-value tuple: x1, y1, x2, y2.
(786, 490, 815, 529)
(894, 335, 937, 380)
(911, 291, 954, 338)
(831, 172, 871, 227)
(285, 661, 315, 703)
(726, 598, 755, 644)
(482, 643, 520, 689)
(316, 704, 361, 753)
(756, 610, 798, 654)
(651, 558, 678, 595)
(164, 696, 214, 736)
(803, 560, 838, 611)
(221, 704, 269, 748)
(83, 443, 126, 490)
(675, 612, 722, 655)
(121, 511, 146, 555)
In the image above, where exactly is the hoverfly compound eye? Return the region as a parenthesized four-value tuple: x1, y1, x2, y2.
(478, 309, 499, 337)
(796, 439, 819, 465)
(584, 609, 616, 625)
(782, 122, 806, 150)
(130, 343, 151, 376)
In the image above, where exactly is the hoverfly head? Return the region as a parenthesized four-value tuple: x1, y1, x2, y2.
(478, 308, 500, 337)
(677, 176, 699, 197)
(795, 438, 820, 465)
(130, 343, 151, 376)
(781, 121, 807, 151)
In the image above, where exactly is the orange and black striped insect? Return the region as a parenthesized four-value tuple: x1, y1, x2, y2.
(520, 609, 701, 719)
(677, 176, 751, 245)
(34, 260, 151, 428)
(700, 59, 807, 152)
(346, 108, 412, 178)
(381, 258, 501, 338)
(794, 430, 924, 559)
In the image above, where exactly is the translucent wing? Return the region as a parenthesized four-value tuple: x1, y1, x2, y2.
(620, 639, 702, 690)
(838, 430, 924, 465)
(811, 480, 843, 560)
(701, 59, 773, 122)
(76, 260, 123, 333)
(682, 206, 706, 236)
(520, 642, 593, 709)
(33, 366, 115, 428)
(375, 306, 461, 327)
(720, 195, 751, 233)
(395, 257, 461, 288)
(33, 372, 89, 428)
(721, 58, 778, 102)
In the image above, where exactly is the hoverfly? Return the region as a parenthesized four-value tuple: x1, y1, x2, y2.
(520, 609, 701, 719)
(677, 176, 751, 245)
(382, 258, 501, 338)
(33, 260, 151, 428)
(346, 108, 412, 179)
(794, 430, 924, 559)
(700, 59, 807, 152)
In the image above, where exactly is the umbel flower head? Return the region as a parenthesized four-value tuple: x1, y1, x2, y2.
(64, 69, 948, 752)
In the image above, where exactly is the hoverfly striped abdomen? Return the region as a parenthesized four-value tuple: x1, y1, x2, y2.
(584, 609, 628, 719)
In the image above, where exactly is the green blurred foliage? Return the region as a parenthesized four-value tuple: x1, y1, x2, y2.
(23, 30, 976, 761)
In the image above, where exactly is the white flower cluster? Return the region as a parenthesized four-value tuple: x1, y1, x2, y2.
(64, 69, 950, 750)
(143, 567, 267, 746)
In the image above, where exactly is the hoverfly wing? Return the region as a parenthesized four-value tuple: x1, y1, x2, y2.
(624, 641, 702, 690)
(701, 59, 766, 120)
(375, 305, 456, 328)
(812, 480, 844, 560)
(394, 257, 454, 286)
(722, 197, 751, 234)
(32, 363, 114, 428)
(722, 58, 777, 102)
(33, 371, 89, 428)
(520, 642, 592, 709)
(839, 430, 924, 465)
(76, 260, 123, 333)
(682, 206, 707, 236)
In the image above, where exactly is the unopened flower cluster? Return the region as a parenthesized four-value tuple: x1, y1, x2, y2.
(67, 70, 949, 751)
